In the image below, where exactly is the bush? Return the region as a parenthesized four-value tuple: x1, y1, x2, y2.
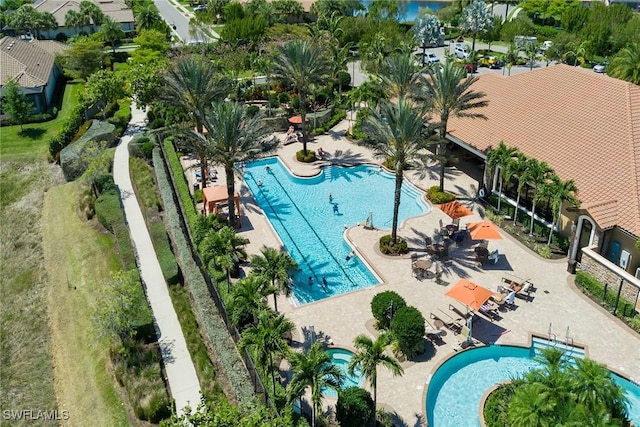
(148, 222, 180, 285)
(483, 383, 514, 427)
(278, 92, 291, 104)
(575, 271, 636, 319)
(379, 234, 408, 255)
(426, 186, 456, 204)
(95, 190, 122, 232)
(390, 305, 425, 359)
(336, 387, 375, 427)
(49, 103, 88, 160)
(163, 138, 198, 230)
(194, 189, 203, 204)
(350, 108, 371, 141)
(371, 291, 407, 330)
(246, 105, 260, 117)
(95, 174, 116, 194)
(296, 149, 316, 163)
(310, 109, 346, 136)
(108, 101, 132, 137)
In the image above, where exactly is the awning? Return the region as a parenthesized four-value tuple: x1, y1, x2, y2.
(445, 279, 494, 311)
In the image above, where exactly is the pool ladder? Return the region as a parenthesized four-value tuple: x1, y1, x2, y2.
(548, 323, 574, 347)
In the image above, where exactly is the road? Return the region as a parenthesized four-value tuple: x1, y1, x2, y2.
(153, 0, 217, 43)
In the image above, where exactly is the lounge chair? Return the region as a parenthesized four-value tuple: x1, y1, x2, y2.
(448, 303, 471, 322)
(479, 302, 499, 321)
(425, 320, 445, 342)
(456, 326, 473, 347)
(430, 311, 461, 334)
(504, 290, 516, 308)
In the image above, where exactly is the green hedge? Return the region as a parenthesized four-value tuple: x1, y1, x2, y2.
(336, 387, 375, 427)
(575, 271, 636, 318)
(310, 109, 347, 136)
(153, 148, 256, 405)
(379, 234, 409, 255)
(426, 186, 456, 204)
(49, 103, 88, 160)
(371, 291, 407, 330)
(94, 189, 137, 271)
(163, 138, 198, 229)
(148, 222, 180, 285)
(390, 305, 425, 359)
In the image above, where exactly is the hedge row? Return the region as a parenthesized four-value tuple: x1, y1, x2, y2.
(575, 270, 636, 318)
(309, 109, 347, 136)
(148, 222, 180, 285)
(49, 103, 88, 159)
(162, 138, 198, 229)
(153, 148, 256, 405)
(94, 189, 137, 271)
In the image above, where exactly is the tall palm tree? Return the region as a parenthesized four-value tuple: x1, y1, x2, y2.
(99, 16, 124, 53)
(272, 40, 330, 155)
(415, 61, 488, 192)
(186, 102, 271, 222)
(327, 42, 354, 100)
(361, 98, 430, 246)
(348, 333, 404, 411)
(287, 342, 343, 427)
(608, 42, 640, 85)
(486, 141, 519, 214)
(199, 226, 249, 290)
(250, 247, 298, 313)
(240, 310, 294, 398)
(79, 0, 104, 33)
(163, 56, 230, 188)
(135, 3, 162, 32)
(377, 53, 421, 100)
(570, 358, 628, 421)
(228, 274, 273, 327)
(64, 10, 83, 35)
(507, 153, 530, 226)
(543, 176, 579, 246)
(524, 159, 553, 235)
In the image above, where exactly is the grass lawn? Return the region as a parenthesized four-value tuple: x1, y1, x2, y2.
(42, 180, 130, 426)
(0, 80, 82, 162)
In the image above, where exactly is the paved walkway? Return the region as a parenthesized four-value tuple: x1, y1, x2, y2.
(230, 116, 640, 425)
(113, 105, 201, 415)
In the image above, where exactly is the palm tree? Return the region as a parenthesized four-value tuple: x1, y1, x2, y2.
(327, 42, 354, 100)
(99, 17, 124, 53)
(503, 0, 520, 21)
(507, 153, 530, 226)
(523, 41, 540, 71)
(570, 358, 628, 421)
(415, 61, 488, 192)
(135, 3, 162, 32)
(65, 10, 86, 36)
(608, 42, 640, 85)
(250, 247, 298, 313)
(287, 342, 343, 427)
(163, 56, 230, 188)
(79, 0, 104, 33)
(186, 102, 272, 223)
(199, 226, 249, 290)
(272, 40, 330, 155)
(228, 274, 272, 327)
(524, 159, 553, 235)
(486, 141, 519, 214)
(361, 98, 430, 247)
(240, 310, 294, 398)
(348, 333, 404, 411)
(377, 53, 421, 99)
(543, 176, 579, 246)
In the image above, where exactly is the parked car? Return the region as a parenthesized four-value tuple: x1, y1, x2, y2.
(416, 51, 441, 65)
(194, 4, 207, 12)
(453, 43, 470, 59)
(593, 62, 607, 73)
(479, 55, 501, 69)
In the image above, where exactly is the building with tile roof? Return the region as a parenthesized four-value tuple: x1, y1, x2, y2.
(0, 37, 68, 113)
(32, 0, 134, 40)
(445, 64, 640, 289)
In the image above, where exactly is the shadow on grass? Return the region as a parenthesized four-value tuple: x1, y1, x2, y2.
(20, 127, 47, 140)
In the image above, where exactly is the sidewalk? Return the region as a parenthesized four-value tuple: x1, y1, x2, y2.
(112, 105, 201, 415)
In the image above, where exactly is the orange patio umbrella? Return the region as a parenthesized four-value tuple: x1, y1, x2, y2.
(438, 201, 474, 219)
(466, 221, 503, 240)
(288, 115, 308, 124)
(445, 279, 494, 311)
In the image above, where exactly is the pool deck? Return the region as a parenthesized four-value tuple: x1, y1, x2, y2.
(223, 118, 640, 425)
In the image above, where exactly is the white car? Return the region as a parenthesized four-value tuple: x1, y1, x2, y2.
(593, 63, 606, 73)
(193, 5, 207, 12)
(417, 52, 441, 66)
(453, 43, 470, 59)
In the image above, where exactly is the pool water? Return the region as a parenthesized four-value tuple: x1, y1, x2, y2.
(244, 157, 429, 305)
(324, 348, 364, 397)
(426, 340, 640, 426)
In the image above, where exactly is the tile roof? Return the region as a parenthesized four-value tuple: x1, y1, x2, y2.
(447, 64, 640, 237)
(33, 0, 133, 25)
(0, 37, 67, 87)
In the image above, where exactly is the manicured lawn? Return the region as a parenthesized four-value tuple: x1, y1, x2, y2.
(0, 80, 83, 162)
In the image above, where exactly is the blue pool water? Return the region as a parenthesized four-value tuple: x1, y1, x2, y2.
(244, 157, 429, 305)
(357, 1, 450, 22)
(426, 339, 640, 426)
(324, 348, 364, 397)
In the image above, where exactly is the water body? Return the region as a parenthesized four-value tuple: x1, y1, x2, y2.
(358, 1, 451, 22)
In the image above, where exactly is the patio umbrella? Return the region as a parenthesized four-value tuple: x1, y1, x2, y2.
(438, 201, 473, 219)
(288, 115, 308, 125)
(466, 221, 503, 240)
(445, 279, 494, 311)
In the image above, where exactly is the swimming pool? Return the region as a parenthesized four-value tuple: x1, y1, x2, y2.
(244, 157, 429, 305)
(324, 348, 365, 398)
(425, 339, 640, 426)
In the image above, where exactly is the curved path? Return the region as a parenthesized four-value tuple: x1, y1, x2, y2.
(113, 105, 201, 415)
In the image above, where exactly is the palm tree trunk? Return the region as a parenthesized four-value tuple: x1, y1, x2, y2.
(497, 179, 503, 212)
(438, 140, 446, 192)
(269, 353, 276, 398)
(505, 3, 510, 21)
(529, 201, 537, 235)
(391, 173, 403, 246)
(513, 192, 522, 225)
(196, 121, 208, 189)
(547, 204, 561, 246)
(272, 281, 279, 313)
(300, 90, 307, 155)
(225, 164, 236, 225)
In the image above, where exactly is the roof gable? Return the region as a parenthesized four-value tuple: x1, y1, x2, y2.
(447, 64, 640, 237)
(0, 37, 66, 87)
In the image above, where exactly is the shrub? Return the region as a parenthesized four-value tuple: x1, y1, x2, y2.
(296, 149, 316, 163)
(426, 186, 456, 204)
(371, 291, 407, 330)
(575, 271, 636, 319)
(163, 138, 198, 230)
(534, 243, 551, 259)
(95, 174, 116, 194)
(148, 222, 180, 285)
(351, 108, 371, 141)
(336, 387, 375, 427)
(390, 305, 425, 359)
(49, 103, 88, 159)
(108, 101, 132, 137)
(379, 234, 408, 255)
(194, 189, 203, 204)
(95, 190, 122, 232)
(278, 92, 291, 104)
(246, 105, 260, 117)
(310, 109, 346, 136)
(483, 383, 514, 427)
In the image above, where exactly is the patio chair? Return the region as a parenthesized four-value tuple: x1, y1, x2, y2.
(456, 326, 473, 347)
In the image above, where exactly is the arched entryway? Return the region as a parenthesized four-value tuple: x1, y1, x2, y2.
(571, 215, 595, 262)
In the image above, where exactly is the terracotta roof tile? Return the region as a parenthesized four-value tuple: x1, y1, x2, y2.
(0, 37, 66, 87)
(447, 64, 640, 237)
(33, 0, 134, 25)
